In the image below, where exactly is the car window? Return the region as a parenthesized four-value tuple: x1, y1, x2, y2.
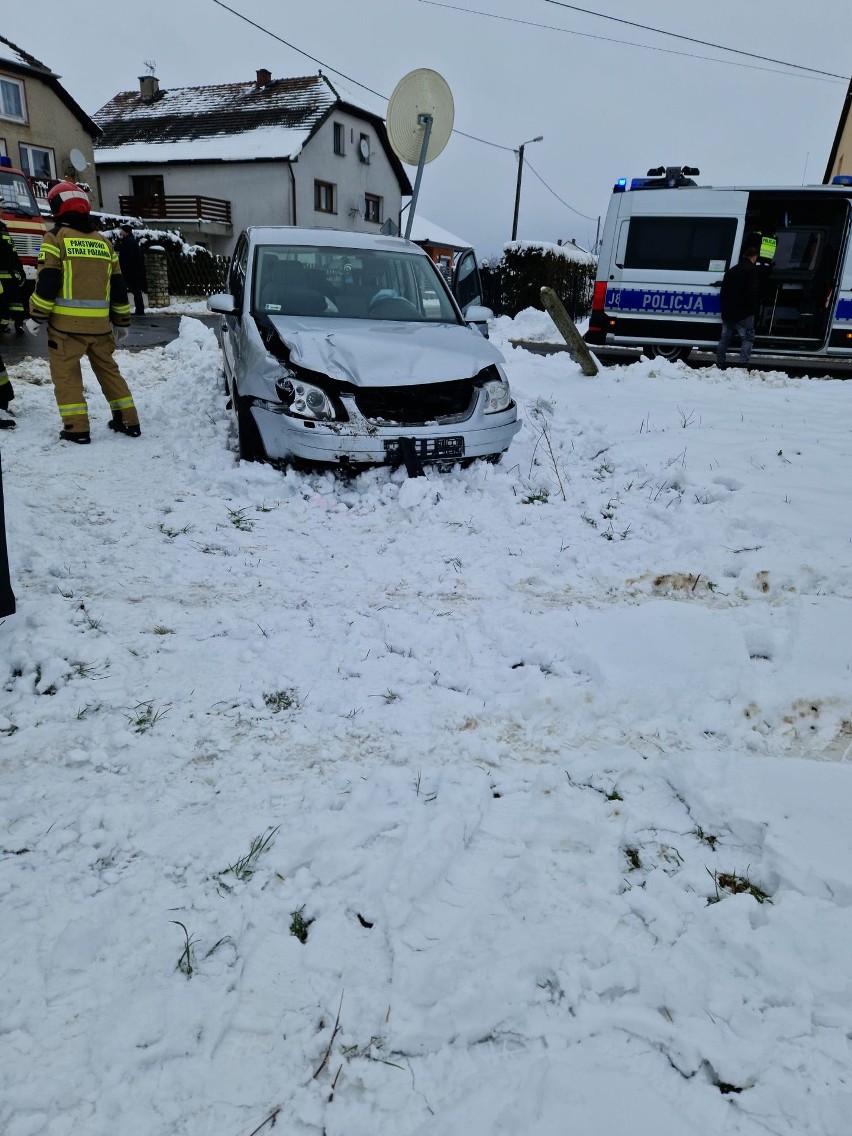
(454, 250, 482, 310)
(251, 244, 460, 322)
(229, 236, 249, 307)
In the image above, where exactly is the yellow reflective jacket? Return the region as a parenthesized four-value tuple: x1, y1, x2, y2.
(30, 221, 132, 334)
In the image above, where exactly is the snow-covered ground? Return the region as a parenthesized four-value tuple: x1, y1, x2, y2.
(2, 314, 852, 1136)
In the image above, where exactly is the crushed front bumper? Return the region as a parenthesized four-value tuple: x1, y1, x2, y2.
(250, 390, 521, 466)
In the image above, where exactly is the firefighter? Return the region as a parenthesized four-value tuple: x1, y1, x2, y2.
(25, 181, 140, 445)
(0, 218, 26, 335)
(0, 275, 14, 426)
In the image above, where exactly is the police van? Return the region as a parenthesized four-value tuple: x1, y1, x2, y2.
(585, 165, 852, 362)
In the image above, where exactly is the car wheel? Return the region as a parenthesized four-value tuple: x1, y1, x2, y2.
(643, 343, 692, 362)
(233, 388, 263, 462)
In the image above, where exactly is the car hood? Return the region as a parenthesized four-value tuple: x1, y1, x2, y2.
(267, 316, 505, 388)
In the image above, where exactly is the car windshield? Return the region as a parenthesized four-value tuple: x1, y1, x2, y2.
(252, 244, 460, 322)
(0, 172, 40, 217)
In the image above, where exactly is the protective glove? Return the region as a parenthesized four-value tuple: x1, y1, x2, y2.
(113, 325, 129, 345)
(23, 318, 41, 336)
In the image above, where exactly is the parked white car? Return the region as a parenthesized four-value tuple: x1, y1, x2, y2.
(207, 227, 520, 471)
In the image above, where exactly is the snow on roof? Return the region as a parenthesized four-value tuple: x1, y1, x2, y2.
(93, 75, 337, 164)
(504, 238, 597, 264)
(0, 35, 54, 75)
(408, 215, 473, 251)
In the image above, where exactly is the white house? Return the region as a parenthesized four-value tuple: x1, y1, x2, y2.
(92, 71, 412, 255)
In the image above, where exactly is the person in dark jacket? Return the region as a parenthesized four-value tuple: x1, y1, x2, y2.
(716, 245, 761, 368)
(0, 445, 14, 618)
(0, 279, 14, 425)
(115, 225, 146, 316)
(0, 218, 27, 335)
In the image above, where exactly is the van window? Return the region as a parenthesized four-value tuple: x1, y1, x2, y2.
(773, 229, 823, 272)
(624, 217, 737, 271)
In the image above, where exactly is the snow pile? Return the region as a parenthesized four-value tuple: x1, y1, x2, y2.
(2, 318, 852, 1135)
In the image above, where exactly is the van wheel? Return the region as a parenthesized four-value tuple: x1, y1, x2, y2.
(643, 344, 692, 362)
(234, 389, 263, 462)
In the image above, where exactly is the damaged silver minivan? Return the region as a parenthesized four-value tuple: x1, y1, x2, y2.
(207, 227, 521, 470)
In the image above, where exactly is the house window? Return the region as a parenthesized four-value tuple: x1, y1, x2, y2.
(333, 122, 345, 156)
(19, 143, 55, 179)
(359, 133, 371, 163)
(0, 76, 26, 123)
(314, 180, 336, 214)
(364, 194, 382, 224)
(0, 139, 6, 159)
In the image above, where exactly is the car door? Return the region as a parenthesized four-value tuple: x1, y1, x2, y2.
(221, 235, 248, 389)
(452, 248, 483, 313)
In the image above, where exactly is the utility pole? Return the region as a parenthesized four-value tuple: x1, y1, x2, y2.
(511, 135, 543, 241)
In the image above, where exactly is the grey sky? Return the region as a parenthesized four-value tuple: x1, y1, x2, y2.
(4, 0, 850, 256)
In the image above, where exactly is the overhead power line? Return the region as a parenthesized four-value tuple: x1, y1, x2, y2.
(416, 0, 847, 83)
(541, 0, 848, 81)
(523, 160, 597, 221)
(210, 0, 511, 148)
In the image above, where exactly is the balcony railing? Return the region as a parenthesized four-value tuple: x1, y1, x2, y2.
(118, 195, 232, 225)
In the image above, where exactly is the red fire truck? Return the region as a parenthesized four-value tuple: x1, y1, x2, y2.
(0, 155, 48, 284)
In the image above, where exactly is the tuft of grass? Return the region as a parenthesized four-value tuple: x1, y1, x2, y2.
(263, 688, 299, 713)
(290, 905, 313, 944)
(227, 506, 254, 532)
(624, 846, 642, 871)
(522, 489, 550, 505)
(153, 624, 174, 636)
(158, 522, 194, 539)
(222, 826, 279, 883)
(707, 867, 772, 905)
(171, 921, 198, 978)
(78, 603, 102, 632)
(128, 700, 171, 734)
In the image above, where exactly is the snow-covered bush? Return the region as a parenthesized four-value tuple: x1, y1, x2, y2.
(482, 240, 597, 320)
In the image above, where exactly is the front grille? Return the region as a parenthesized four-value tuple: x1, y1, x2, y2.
(354, 379, 475, 425)
(10, 233, 41, 258)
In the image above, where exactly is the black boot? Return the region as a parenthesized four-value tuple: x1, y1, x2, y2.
(108, 410, 141, 438)
(60, 429, 91, 444)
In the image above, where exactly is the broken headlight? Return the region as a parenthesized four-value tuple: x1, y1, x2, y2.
(479, 365, 512, 414)
(276, 377, 337, 421)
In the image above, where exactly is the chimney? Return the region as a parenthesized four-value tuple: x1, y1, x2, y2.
(139, 74, 159, 102)
(256, 68, 272, 88)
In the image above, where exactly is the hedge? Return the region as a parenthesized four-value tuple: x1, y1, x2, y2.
(481, 241, 597, 320)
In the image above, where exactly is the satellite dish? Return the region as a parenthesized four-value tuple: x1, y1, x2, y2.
(387, 69, 455, 240)
(387, 68, 454, 167)
(69, 148, 88, 172)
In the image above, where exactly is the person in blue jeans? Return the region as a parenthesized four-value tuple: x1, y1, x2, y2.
(716, 245, 760, 368)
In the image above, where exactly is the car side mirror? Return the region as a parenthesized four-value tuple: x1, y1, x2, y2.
(207, 293, 236, 314)
(464, 303, 494, 337)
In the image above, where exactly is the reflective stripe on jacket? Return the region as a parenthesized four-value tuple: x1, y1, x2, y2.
(30, 226, 132, 334)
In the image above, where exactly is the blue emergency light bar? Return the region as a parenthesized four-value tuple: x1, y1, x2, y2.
(832, 175, 852, 186)
(614, 177, 628, 192)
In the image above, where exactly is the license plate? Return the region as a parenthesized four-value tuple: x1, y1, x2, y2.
(385, 436, 465, 461)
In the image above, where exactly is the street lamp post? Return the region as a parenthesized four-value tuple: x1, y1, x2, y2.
(511, 135, 543, 241)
